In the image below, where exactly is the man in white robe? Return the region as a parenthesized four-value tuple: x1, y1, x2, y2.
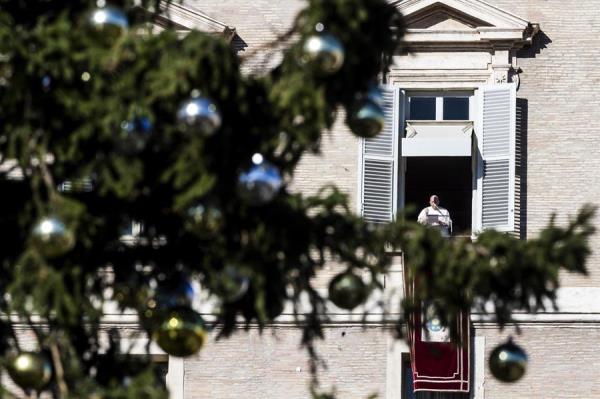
(417, 194, 452, 237)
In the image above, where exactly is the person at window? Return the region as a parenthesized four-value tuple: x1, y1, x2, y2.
(417, 194, 452, 237)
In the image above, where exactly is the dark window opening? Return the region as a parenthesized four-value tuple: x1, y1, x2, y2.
(404, 157, 472, 236)
(443, 97, 469, 120)
(409, 97, 436, 120)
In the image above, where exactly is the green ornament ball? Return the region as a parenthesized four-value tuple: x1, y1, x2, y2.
(6, 352, 53, 392)
(153, 307, 208, 357)
(301, 33, 345, 75)
(348, 101, 385, 138)
(489, 339, 528, 383)
(328, 271, 368, 310)
(31, 216, 75, 258)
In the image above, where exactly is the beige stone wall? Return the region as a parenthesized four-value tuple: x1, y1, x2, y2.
(486, 0, 600, 286)
(476, 324, 600, 398)
(183, 326, 388, 399)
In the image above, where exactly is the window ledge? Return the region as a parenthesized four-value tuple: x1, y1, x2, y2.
(405, 120, 473, 138)
(402, 120, 473, 157)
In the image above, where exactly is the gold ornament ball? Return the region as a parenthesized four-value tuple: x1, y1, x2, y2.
(7, 352, 53, 392)
(153, 307, 208, 357)
(489, 339, 528, 383)
(328, 271, 368, 310)
(31, 216, 75, 258)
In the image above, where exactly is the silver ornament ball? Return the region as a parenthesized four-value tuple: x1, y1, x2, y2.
(348, 101, 385, 138)
(237, 154, 283, 206)
(301, 33, 345, 75)
(214, 264, 250, 303)
(88, 6, 129, 33)
(177, 96, 222, 136)
(31, 216, 75, 258)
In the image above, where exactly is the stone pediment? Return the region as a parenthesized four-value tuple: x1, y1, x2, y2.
(406, 4, 491, 29)
(390, 0, 538, 48)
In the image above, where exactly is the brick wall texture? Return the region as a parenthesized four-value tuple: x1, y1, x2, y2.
(487, 0, 600, 287)
(174, 1, 600, 398)
(183, 326, 388, 399)
(477, 325, 600, 398)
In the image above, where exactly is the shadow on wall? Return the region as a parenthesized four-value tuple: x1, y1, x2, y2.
(515, 98, 528, 240)
(517, 30, 552, 59)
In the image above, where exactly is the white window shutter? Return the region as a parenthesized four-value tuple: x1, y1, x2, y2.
(475, 83, 516, 232)
(359, 86, 404, 223)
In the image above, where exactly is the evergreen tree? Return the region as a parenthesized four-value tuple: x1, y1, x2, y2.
(0, 0, 594, 397)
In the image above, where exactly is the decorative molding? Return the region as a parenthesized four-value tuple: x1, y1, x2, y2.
(390, 0, 537, 49)
(392, 0, 530, 29)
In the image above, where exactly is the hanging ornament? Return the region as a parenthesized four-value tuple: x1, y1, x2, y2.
(31, 215, 75, 258)
(328, 271, 368, 310)
(139, 275, 197, 331)
(117, 116, 153, 154)
(237, 153, 283, 206)
(88, 5, 129, 34)
(6, 352, 53, 392)
(153, 306, 208, 357)
(212, 264, 250, 303)
(186, 203, 223, 238)
(301, 33, 345, 75)
(177, 96, 222, 136)
(366, 85, 384, 107)
(489, 338, 528, 383)
(348, 100, 385, 139)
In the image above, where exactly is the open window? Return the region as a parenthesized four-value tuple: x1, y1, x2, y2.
(358, 83, 516, 237)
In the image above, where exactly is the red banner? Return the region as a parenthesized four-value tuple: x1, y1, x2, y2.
(405, 270, 470, 393)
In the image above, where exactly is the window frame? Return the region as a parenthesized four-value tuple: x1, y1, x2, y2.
(406, 90, 474, 122)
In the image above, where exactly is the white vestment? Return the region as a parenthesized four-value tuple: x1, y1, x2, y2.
(417, 206, 452, 237)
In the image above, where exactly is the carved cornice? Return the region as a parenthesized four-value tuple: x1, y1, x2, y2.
(390, 0, 537, 50)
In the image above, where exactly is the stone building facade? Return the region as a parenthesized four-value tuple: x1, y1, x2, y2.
(138, 1, 600, 398)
